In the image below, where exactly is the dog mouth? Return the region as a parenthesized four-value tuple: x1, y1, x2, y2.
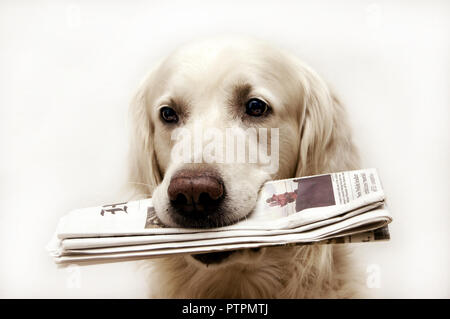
(191, 250, 236, 265)
(191, 247, 261, 265)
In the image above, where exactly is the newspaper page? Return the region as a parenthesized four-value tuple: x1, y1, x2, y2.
(47, 168, 392, 263)
(54, 168, 385, 238)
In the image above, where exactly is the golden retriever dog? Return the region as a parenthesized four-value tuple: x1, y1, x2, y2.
(128, 37, 362, 298)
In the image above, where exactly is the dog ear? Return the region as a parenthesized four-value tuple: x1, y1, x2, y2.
(294, 64, 359, 177)
(128, 73, 162, 197)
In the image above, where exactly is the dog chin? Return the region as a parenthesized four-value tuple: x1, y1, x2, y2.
(188, 247, 264, 268)
(190, 250, 237, 265)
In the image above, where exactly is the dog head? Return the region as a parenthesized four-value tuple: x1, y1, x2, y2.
(129, 37, 357, 266)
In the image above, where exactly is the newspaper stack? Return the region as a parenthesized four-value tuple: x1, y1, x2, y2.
(47, 168, 392, 264)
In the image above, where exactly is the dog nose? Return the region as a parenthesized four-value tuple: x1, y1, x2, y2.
(168, 170, 225, 218)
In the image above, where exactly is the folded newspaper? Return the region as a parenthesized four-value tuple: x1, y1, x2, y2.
(47, 168, 392, 264)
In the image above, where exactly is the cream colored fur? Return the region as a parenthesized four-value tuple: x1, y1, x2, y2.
(128, 37, 363, 298)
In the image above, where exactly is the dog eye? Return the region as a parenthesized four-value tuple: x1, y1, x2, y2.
(160, 106, 179, 123)
(245, 98, 268, 117)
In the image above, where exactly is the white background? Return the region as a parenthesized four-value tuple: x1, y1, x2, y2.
(1, 0, 449, 298)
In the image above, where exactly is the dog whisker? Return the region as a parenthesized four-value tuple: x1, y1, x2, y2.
(127, 181, 154, 188)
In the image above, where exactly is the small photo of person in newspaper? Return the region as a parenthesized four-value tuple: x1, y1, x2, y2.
(265, 174, 336, 212)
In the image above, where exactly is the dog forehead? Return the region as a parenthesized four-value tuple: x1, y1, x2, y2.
(166, 50, 257, 88)
(151, 38, 303, 119)
(161, 38, 288, 84)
